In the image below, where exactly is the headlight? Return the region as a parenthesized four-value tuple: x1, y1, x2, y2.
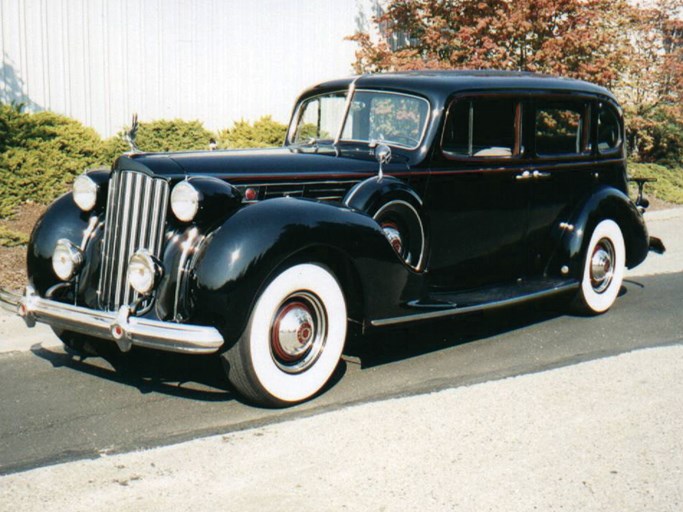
(73, 174, 98, 211)
(127, 250, 162, 295)
(171, 181, 200, 222)
(52, 239, 83, 281)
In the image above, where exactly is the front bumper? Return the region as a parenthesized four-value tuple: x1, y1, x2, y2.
(0, 286, 224, 354)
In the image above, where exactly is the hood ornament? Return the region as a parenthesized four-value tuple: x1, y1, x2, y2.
(369, 139, 391, 182)
(124, 113, 140, 154)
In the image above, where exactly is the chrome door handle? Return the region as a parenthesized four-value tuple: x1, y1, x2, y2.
(515, 170, 532, 180)
(532, 170, 551, 179)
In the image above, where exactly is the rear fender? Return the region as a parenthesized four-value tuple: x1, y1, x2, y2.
(546, 186, 649, 279)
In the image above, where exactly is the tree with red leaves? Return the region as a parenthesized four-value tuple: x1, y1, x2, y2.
(349, 0, 683, 163)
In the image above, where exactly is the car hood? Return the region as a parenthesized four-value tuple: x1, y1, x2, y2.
(115, 146, 408, 182)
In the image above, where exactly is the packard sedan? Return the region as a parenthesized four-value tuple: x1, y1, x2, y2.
(0, 71, 656, 406)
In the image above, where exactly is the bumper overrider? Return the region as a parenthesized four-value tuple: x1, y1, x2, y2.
(0, 286, 224, 354)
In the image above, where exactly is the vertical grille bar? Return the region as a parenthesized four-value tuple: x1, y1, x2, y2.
(98, 170, 169, 311)
(98, 171, 119, 304)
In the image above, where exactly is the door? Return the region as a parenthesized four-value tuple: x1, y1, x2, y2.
(424, 95, 530, 291)
(525, 96, 596, 277)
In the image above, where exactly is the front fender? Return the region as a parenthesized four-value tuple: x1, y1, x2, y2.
(191, 197, 419, 345)
(27, 193, 95, 296)
(547, 186, 649, 279)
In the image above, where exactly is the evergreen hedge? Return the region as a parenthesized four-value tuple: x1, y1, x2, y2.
(0, 105, 287, 219)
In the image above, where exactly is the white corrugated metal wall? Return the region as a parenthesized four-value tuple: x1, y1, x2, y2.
(0, 0, 377, 136)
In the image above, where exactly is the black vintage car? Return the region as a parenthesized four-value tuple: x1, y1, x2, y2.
(0, 71, 655, 406)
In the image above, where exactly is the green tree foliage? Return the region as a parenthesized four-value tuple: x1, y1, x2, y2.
(350, 0, 683, 165)
(218, 116, 287, 149)
(349, 0, 632, 86)
(627, 106, 683, 166)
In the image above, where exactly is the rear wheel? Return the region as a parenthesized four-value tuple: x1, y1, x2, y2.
(222, 263, 347, 407)
(572, 219, 625, 314)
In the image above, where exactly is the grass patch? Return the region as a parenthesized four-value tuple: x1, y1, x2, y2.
(628, 162, 683, 204)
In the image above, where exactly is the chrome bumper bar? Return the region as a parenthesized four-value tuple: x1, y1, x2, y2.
(0, 286, 224, 354)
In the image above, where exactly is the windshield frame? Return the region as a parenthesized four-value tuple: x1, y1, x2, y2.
(287, 88, 432, 151)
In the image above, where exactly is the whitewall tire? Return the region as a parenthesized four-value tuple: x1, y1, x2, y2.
(573, 219, 625, 314)
(223, 263, 347, 406)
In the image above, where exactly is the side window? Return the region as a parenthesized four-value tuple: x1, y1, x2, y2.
(597, 103, 622, 153)
(442, 97, 518, 158)
(292, 92, 347, 143)
(535, 101, 590, 156)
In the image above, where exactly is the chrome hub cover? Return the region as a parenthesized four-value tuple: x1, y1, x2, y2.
(590, 239, 615, 293)
(381, 222, 403, 254)
(270, 293, 327, 373)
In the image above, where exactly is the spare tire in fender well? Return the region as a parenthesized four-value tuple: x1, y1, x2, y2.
(344, 176, 427, 271)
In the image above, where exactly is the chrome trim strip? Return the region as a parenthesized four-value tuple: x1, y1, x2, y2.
(369, 282, 579, 327)
(173, 227, 200, 321)
(242, 179, 361, 187)
(4, 287, 223, 354)
(334, 77, 361, 145)
(80, 215, 99, 252)
(0, 287, 21, 314)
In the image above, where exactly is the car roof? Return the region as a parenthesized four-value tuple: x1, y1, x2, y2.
(303, 70, 617, 104)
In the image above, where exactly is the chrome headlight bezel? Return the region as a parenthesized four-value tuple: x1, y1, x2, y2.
(171, 181, 200, 222)
(52, 239, 84, 281)
(127, 250, 163, 295)
(72, 174, 99, 211)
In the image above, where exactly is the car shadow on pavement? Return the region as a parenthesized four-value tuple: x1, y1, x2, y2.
(346, 293, 572, 369)
(29, 342, 237, 402)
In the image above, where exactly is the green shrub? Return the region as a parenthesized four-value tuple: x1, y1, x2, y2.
(0, 109, 294, 219)
(102, 119, 215, 162)
(218, 116, 287, 149)
(628, 162, 683, 204)
(0, 226, 29, 247)
(0, 109, 106, 217)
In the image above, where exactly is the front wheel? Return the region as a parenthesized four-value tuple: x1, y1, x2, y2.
(222, 263, 347, 407)
(572, 219, 625, 314)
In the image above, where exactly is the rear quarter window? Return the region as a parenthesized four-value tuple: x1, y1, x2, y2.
(597, 103, 622, 154)
(535, 100, 591, 157)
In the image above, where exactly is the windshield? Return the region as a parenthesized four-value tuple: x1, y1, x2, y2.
(290, 90, 430, 149)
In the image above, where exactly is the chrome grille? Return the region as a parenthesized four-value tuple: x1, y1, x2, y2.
(98, 170, 169, 311)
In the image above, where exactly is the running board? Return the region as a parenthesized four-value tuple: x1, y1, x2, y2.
(370, 279, 579, 327)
